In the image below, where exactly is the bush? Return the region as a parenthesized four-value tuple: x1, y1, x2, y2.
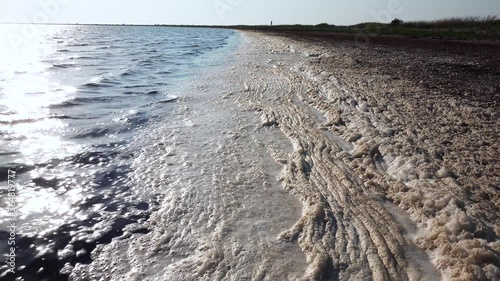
(391, 18, 403, 25)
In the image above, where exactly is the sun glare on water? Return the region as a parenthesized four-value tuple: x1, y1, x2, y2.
(0, 25, 81, 162)
(0, 25, 85, 231)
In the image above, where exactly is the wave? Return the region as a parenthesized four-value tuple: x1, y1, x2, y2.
(120, 70, 134, 76)
(122, 91, 141, 95)
(0, 106, 12, 115)
(157, 96, 178, 103)
(0, 151, 19, 156)
(67, 43, 89, 47)
(0, 118, 43, 125)
(67, 112, 150, 139)
(69, 127, 111, 139)
(139, 95, 178, 108)
(149, 55, 165, 60)
(81, 78, 121, 88)
(69, 56, 95, 60)
(121, 90, 161, 96)
(81, 82, 112, 88)
(139, 59, 154, 66)
(91, 141, 128, 149)
(0, 134, 27, 141)
(48, 114, 98, 120)
(96, 45, 117, 50)
(48, 100, 80, 108)
(123, 84, 150, 89)
(48, 96, 120, 109)
(119, 115, 149, 131)
(69, 150, 119, 165)
(156, 70, 172, 75)
(50, 63, 76, 69)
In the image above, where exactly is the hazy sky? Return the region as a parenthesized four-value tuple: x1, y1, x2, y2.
(1, 0, 499, 25)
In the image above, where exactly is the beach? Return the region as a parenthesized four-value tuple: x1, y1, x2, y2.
(65, 30, 499, 281)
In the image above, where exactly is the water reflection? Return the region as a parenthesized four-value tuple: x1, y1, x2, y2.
(0, 25, 82, 233)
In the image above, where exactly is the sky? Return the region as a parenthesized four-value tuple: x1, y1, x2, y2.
(0, 0, 499, 26)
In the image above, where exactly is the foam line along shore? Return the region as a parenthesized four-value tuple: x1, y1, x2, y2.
(71, 30, 499, 280)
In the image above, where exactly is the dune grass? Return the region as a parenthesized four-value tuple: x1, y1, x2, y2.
(401, 15, 500, 29)
(232, 16, 500, 41)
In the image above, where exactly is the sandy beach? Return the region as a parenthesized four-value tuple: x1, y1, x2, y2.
(69, 31, 499, 281)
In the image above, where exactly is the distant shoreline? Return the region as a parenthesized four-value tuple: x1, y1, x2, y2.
(3, 16, 499, 42)
(0, 22, 229, 28)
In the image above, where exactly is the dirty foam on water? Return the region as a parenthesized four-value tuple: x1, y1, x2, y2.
(70, 31, 308, 281)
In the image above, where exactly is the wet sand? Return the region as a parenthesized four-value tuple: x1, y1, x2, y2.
(70, 31, 499, 281)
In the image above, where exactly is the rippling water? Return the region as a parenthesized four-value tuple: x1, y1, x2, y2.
(0, 24, 237, 280)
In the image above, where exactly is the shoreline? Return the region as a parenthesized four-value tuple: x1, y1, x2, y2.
(69, 30, 499, 280)
(69, 31, 310, 280)
(3, 22, 499, 44)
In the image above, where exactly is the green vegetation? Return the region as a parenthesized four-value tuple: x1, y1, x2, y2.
(231, 16, 500, 41)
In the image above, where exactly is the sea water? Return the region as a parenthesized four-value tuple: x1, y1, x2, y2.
(0, 24, 238, 280)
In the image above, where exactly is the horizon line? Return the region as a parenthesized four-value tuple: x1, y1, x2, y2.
(0, 22, 330, 27)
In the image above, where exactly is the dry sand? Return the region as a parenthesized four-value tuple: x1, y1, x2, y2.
(70, 31, 499, 281)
